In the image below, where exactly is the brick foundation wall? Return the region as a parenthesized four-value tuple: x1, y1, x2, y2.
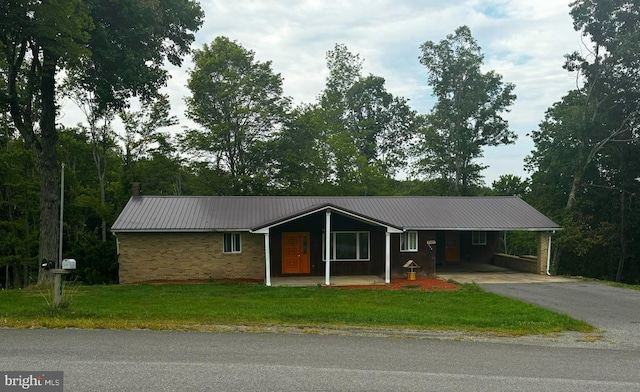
(117, 232, 265, 284)
(494, 253, 538, 273)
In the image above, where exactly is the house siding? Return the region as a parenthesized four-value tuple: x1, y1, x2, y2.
(459, 231, 499, 263)
(117, 232, 264, 284)
(390, 231, 437, 276)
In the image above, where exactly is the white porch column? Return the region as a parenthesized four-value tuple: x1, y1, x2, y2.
(325, 210, 331, 286)
(385, 231, 391, 284)
(264, 232, 271, 286)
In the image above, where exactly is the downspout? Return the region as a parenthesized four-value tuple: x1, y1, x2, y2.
(546, 231, 554, 276)
(113, 233, 120, 256)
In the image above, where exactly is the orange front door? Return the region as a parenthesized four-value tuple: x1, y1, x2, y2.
(445, 231, 459, 262)
(282, 232, 310, 274)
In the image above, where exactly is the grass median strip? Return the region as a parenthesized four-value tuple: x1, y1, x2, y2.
(0, 282, 592, 335)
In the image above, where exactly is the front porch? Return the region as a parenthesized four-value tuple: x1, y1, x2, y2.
(255, 206, 402, 287)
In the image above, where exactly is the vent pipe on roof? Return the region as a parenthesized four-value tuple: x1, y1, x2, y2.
(132, 182, 142, 197)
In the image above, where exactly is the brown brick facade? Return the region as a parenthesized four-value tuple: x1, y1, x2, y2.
(117, 232, 265, 284)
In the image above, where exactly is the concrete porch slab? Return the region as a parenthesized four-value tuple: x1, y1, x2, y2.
(270, 275, 385, 287)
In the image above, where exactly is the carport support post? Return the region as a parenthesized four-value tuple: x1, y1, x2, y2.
(264, 233, 271, 286)
(325, 210, 331, 286)
(385, 231, 391, 284)
(537, 232, 551, 275)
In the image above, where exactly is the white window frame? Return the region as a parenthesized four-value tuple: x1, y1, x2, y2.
(400, 231, 418, 252)
(223, 232, 242, 253)
(472, 231, 487, 246)
(322, 231, 370, 261)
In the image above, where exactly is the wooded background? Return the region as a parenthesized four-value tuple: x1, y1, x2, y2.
(1, 0, 638, 287)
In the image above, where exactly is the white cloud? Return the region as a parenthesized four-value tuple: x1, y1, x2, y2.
(60, 0, 584, 187)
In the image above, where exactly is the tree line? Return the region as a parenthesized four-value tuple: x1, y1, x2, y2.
(1, 0, 639, 286)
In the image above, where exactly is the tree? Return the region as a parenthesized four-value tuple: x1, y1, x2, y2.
(119, 94, 184, 198)
(318, 44, 418, 194)
(63, 80, 120, 242)
(528, 1, 640, 277)
(268, 105, 333, 195)
(56, 127, 121, 284)
(1, 0, 93, 279)
(345, 75, 417, 175)
(415, 26, 516, 195)
(492, 174, 529, 197)
(0, 0, 203, 280)
(183, 36, 291, 195)
(0, 120, 39, 288)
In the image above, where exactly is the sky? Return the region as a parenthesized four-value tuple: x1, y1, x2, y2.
(60, 0, 586, 186)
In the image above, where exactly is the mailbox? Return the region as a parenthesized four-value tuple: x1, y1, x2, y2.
(61, 258, 76, 270)
(40, 259, 55, 270)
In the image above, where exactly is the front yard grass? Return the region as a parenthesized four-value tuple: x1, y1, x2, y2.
(0, 282, 593, 335)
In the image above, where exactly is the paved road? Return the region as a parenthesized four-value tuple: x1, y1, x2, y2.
(479, 281, 640, 348)
(1, 329, 639, 391)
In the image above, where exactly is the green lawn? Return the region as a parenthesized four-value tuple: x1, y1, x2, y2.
(0, 283, 592, 335)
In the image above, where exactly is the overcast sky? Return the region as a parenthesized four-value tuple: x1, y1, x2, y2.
(61, 0, 585, 186)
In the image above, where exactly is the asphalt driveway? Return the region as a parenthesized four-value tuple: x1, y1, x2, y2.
(478, 280, 640, 349)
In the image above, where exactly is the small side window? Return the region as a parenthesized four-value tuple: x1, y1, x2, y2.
(223, 233, 241, 253)
(400, 231, 418, 252)
(472, 231, 486, 246)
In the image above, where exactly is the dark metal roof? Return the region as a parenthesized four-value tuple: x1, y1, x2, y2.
(111, 196, 560, 233)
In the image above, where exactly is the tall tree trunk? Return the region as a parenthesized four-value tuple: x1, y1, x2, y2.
(37, 52, 60, 282)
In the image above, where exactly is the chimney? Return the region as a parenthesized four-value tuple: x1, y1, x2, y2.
(132, 182, 142, 197)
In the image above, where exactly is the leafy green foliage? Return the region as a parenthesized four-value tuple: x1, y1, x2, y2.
(316, 44, 418, 194)
(0, 0, 203, 281)
(527, 1, 640, 281)
(267, 105, 334, 195)
(492, 175, 529, 197)
(66, 238, 118, 285)
(81, 0, 204, 109)
(415, 26, 516, 195)
(0, 125, 39, 288)
(183, 36, 291, 195)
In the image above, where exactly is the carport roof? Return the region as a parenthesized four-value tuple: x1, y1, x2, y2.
(111, 196, 560, 233)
